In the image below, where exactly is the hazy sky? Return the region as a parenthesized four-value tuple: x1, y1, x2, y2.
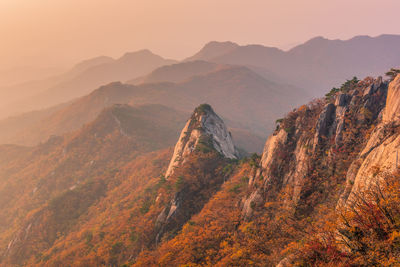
(1, 0, 399, 70)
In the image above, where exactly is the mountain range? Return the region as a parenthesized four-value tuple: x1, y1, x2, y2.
(0, 64, 303, 153)
(186, 35, 400, 95)
(2, 35, 400, 153)
(1, 73, 400, 265)
(1, 35, 400, 266)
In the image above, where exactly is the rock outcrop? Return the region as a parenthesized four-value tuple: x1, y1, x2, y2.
(313, 103, 336, 150)
(339, 74, 400, 206)
(313, 92, 352, 149)
(156, 104, 239, 242)
(383, 75, 400, 123)
(165, 104, 238, 177)
(241, 189, 263, 219)
(260, 129, 288, 171)
(243, 75, 390, 219)
(333, 93, 351, 145)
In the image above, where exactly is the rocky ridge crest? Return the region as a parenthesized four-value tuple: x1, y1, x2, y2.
(242, 75, 393, 219)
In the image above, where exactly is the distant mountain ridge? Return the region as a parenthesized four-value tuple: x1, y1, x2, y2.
(0, 65, 303, 153)
(0, 50, 400, 266)
(2, 34, 400, 155)
(129, 60, 222, 85)
(187, 34, 400, 95)
(184, 41, 239, 62)
(2, 34, 400, 121)
(0, 50, 176, 119)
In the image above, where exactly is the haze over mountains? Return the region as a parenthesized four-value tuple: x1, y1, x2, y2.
(0, 50, 176, 119)
(1, 34, 400, 155)
(0, 30, 400, 266)
(0, 65, 294, 152)
(129, 60, 222, 85)
(0, 66, 65, 88)
(186, 34, 400, 94)
(2, 34, 400, 119)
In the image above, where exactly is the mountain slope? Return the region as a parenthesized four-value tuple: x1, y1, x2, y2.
(0, 56, 113, 115)
(2, 73, 400, 266)
(0, 66, 302, 153)
(132, 75, 400, 266)
(0, 104, 187, 265)
(11, 105, 239, 266)
(129, 60, 221, 85)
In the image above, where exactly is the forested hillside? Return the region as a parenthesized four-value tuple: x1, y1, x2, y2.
(1, 73, 400, 266)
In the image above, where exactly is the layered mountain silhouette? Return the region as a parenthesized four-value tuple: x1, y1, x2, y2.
(0, 65, 301, 153)
(1, 34, 400, 156)
(129, 60, 222, 85)
(184, 41, 239, 62)
(0, 50, 176, 119)
(0, 53, 400, 266)
(3, 34, 400, 122)
(186, 35, 400, 95)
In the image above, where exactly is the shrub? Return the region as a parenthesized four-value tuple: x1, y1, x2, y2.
(293, 172, 400, 266)
(385, 68, 400, 80)
(110, 242, 123, 255)
(175, 176, 184, 191)
(140, 199, 152, 214)
(229, 184, 242, 194)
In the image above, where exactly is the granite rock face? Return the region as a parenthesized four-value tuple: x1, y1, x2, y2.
(165, 104, 238, 177)
(242, 76, 391, 219)
(313, 103, 336, 150)
(340, 75, 400, 206)
(157, 104, 239, 242)
(383, 75, 400, 123)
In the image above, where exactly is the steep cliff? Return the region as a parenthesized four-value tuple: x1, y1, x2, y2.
(243, 75, 389, 219)
(286, 75, 400, 266)
(237, 74, 400, 266)
(339, 74, 400, 207)
(3, 73, 400, 266)
(130, 74, 400, 266)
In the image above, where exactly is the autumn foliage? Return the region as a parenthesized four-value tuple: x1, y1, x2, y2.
(291, 171, 400, 266)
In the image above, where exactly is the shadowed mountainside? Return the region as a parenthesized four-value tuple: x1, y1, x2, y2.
(0, 66, 303, 152)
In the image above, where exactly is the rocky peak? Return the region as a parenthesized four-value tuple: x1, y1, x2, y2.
(165, 104, 238, 177)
